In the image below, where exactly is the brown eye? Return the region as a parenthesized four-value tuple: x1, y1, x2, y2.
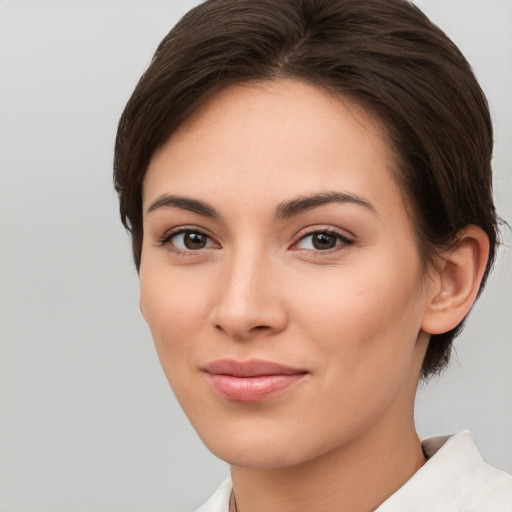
(165, 230, 216, 251)
(294, 230, 353, 252)
(312, 233, 338, 250)
(183, 232, 208, 249)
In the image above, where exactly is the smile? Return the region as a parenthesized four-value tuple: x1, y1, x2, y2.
(202, 359, 309, 402)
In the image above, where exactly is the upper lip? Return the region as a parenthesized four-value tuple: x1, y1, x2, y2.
(202, 359, 308, 377)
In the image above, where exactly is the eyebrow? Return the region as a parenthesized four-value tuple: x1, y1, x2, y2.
(145, 191, 376, 220)
(146, 194, 221, 219)
(274, 191, 376, 219)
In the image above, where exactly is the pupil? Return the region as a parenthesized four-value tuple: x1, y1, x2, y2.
(184, 232, 206, 249)
(313, 233, 336, 250)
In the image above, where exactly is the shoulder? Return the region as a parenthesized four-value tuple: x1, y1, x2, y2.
(445, 431, 512, 511)
(424, 431, 512, 509)
(377, 431, 512, 512)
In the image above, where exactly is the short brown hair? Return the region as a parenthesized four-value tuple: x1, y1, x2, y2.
(114, 0, 499, 378)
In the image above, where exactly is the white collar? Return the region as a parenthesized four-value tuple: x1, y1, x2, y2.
(196, 431, 512, 512)
(376, 430, 512, 511)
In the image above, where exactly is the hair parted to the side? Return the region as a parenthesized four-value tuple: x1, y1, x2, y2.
(114, 0, 499, 379)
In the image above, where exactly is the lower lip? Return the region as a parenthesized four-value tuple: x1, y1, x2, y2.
(205, 373, 306, 402)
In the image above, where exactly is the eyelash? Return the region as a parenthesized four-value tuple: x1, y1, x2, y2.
(158, 227, 355, 255)
(157, 227, 218, 255)
(292, 228, 355, 253)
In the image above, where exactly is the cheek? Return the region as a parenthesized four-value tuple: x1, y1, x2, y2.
(285, 261, 425, 445)
(293, 252, 425, 376)
(139, 268, 217, 422)
(139, 264, 213, 366)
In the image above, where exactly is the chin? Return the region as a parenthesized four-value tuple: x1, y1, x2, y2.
(191, 412, 359, 470)
(188, 413, 307, 468)
(207, 438, 310, 469)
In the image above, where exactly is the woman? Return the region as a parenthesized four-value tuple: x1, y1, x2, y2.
(114, 0, 512, 510)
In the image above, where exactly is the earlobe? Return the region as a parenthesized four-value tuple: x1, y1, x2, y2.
(421, 225, 490, 335)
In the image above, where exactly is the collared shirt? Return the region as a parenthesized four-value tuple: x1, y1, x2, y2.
(195, 431, 512, 512)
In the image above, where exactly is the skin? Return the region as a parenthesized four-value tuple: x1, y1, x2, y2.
(139, 80, 488, 512)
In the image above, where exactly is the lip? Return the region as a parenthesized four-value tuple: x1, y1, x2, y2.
(202, 359, 308, 402)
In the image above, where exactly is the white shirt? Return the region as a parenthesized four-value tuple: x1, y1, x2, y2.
(195, 431, 512, 512)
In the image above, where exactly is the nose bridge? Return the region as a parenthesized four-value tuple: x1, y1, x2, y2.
(211, 242, 285, 338)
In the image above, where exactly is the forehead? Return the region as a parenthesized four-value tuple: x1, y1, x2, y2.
(143, 79, 402, 217)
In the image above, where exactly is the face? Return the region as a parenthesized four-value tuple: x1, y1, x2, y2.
(140, 80, 432, 468)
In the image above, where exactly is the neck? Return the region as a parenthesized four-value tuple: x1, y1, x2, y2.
(230, 414, 425, 512)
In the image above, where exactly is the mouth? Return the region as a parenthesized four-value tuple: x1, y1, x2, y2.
(202, 359, 308, 402)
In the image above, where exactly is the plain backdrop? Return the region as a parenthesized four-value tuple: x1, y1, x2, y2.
(0, 1, 511, 511)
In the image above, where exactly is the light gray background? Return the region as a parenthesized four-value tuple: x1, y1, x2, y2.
(0, 1, 510, 511)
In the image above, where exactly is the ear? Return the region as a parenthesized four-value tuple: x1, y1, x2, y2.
(421, 225, 490, 335)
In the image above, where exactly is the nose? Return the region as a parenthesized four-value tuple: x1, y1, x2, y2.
(209, 249, 288, 341)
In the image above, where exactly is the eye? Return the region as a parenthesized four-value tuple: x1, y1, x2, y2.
(294, 230, 353, 251)
(161, 229, 217, 252)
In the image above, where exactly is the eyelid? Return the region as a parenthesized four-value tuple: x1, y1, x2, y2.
(291, 226, 355, 251)
(157, 225, 220, 253)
